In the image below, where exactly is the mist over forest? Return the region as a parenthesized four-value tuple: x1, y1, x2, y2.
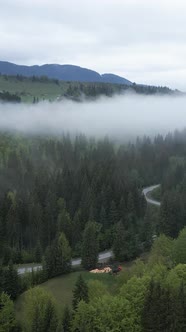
(0, 94, 186, 139)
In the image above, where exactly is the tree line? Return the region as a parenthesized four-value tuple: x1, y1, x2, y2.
(0, 91, 21, 102)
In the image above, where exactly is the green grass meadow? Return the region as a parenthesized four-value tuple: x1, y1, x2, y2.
(0, 75, 68, 102)
(15, 269, 119, 322)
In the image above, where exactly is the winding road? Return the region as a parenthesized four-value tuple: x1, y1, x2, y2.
(142, 184, 161, 207)
(17, 184, 161, 275)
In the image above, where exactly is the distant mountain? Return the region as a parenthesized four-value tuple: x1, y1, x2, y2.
(101, 73, 131, 85)
(0, 61, 132, 85)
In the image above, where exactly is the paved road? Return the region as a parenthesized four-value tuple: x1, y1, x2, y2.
(18, 185, 160, 275)
(17, 250, 113, 275)
(142, 184, 161, 206)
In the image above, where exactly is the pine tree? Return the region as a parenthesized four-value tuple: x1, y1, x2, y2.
(42, 298, 58, 332)
(99, 205, 107, 229)
(173, 227, 186, 264)
(174, 282, 186, 331)
(34, 241, 42, 263)
(109, 200, 119, 225)
(142, 280, 172, 332)
(44, 232, 71, 278)
(159, 191, 182, 238)
(24, 287, 58, 332)
(113, 221, 129, 261)
(0, 218, 6, 262)
(81, 222, 99, 270)
(140, 206, 153, 250)
(3, 262, 20, 300)
(119, 196, 127, 223)
(57, 198, 73, 246)
(127, 192, 135, 215)
(0, 293, 17, 331)
(72, 274, 89, 310)
(62, 305, 72, 332)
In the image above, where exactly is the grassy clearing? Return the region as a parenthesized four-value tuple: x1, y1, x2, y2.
(0, 75, 68, 102)
(15, 252, 150, 324)
(15, 264, 131, 322)
(15, 256, 149, 317)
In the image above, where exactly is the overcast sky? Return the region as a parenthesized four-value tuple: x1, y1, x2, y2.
(0, 0, 186, 90)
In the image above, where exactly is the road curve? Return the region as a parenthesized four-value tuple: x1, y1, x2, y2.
(142, 184, 161, 206)
(17, 185, 160, 275)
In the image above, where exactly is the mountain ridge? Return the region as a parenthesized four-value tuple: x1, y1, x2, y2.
(0, 61, 132, 85)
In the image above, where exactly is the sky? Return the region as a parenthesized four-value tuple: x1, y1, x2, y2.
(0, 0, 186, 90)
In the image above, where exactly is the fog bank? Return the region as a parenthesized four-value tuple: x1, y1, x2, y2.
(0, 95, 186, 139)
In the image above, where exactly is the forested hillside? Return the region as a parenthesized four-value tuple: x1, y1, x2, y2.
(0, 73, 176, 103)
(1, 130, 186, 266)
(1, 129, 186, 330)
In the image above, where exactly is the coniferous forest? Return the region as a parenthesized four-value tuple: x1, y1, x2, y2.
(1, 129, 186, 330)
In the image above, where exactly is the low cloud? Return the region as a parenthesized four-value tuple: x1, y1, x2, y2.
(0, 95, 186, 139)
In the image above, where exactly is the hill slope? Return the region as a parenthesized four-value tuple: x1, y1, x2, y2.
(0, 61, 132, 85)
(0, 74, 176, 103)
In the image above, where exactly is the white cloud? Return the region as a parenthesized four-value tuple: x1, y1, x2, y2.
(1, 95, 186, 138)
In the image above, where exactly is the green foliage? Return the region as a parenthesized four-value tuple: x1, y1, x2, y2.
(72, 295, 136, 332)
(23, 287, 58, 332)
(44, 232, 72, 278)
(159, 190, 182, 238)
(81, 222, 99, 270)
(62, 305, 72, 332)
(140, 206, 153, 250)
(0, 74, 175, 103)
(57, 198, 73, 246)
(166, 264, 186, 290)
(148, 234, 173, 268)
(142, 280, 173, 332)
(0, 133, 152, 266)
(2, 262, 20, 300)
(72, 274, 89, 310)
(88, 280, 109, 301)
(173, 227, 186, 264)
(113, 221, 128, 261)
(0, 292, 17, 332)
(120, 275, 150, 330)
(0, 91, 20, 102)
(34, 241, 42, 263)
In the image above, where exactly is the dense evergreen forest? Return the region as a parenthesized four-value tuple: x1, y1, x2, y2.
(1, 130, 186, 265)
(2, 129, 186, 330)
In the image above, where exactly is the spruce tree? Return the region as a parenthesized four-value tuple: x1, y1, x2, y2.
(44, 232, 71, 278)
(81, 222, 99, 270)
(62, 305, 72, 332)
(109, 200, 119, 225)
(72, 274, 89, 310)
(142, 280, 172, 332)
(3, 262, 20, 300)
(113, 221, 129, 261)
(100, 206, 107, 229)
(175, 282, 186, 331)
